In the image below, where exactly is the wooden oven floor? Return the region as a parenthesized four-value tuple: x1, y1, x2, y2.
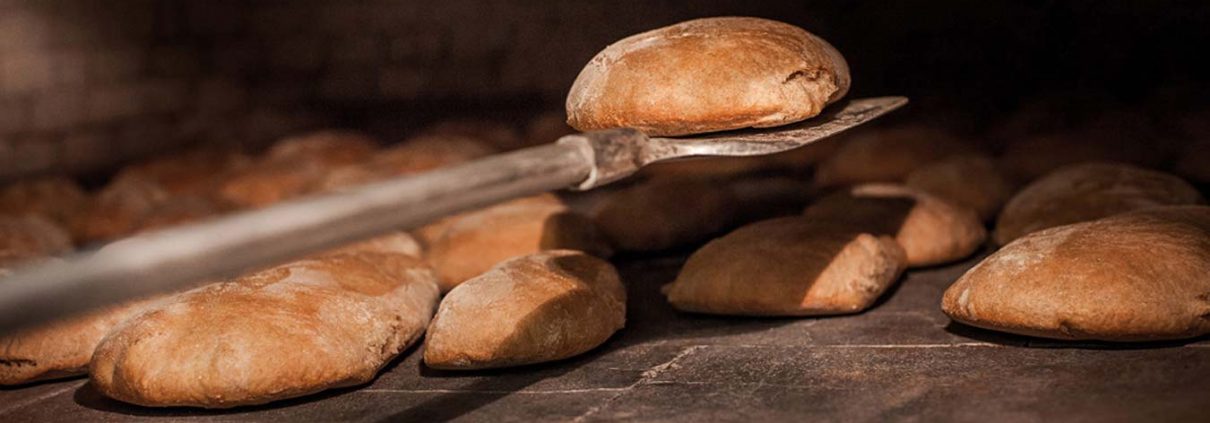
(3, 251, 1209, 422)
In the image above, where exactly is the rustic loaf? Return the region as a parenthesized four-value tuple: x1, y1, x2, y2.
(70, 174, 229, 245)
(424, 250, 626, 370)
(813, 124, 975, 188)
(0, 285, 160, 385)
(904, 154, 1016, 221)
(994, 162, 1203, 245)
(89, 233, 439, 408)
(426, 194, 613, 291)
(591, 177, 737, 252)
(942, 206, 1210, 341)
(999, 113, 1168, 182)
(566, 17, 849, 136)
(664, 216, 906, 316)
(0, 215, 72, 267)
(803, 184, 986, 267)
(0, 176, 88, 227)
(320, 134, 495, 191)
(418, 119, 523, 151)
(114, 147, 251, 197)
(220, 130, 378, 208)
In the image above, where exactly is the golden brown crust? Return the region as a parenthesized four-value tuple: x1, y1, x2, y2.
(89, 244, 440, 408)
(591, 177, 737, 252)
(115, 148, 252, 197)
(0, 176, 88, 227)
(994, 162, 1203, 245)
(426, 195, 612, 292)
(942, 206, 1210, 341)
(70, 175, 229, 245)
(0, 215, 72, 267)
(320, 134, 495, 191)
(664, 216, 906, 316)
(220, 130, 379, 208)
(0, 294, 160, 385)
(813, 125, 974, 188)
(566, 17, 849, 136)
(905, 154, 1017, 222)
(423, 251, 625, 370)
(803, 184, 987, 267)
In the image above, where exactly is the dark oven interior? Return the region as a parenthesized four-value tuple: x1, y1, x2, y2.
(1, 1, 1209, 421)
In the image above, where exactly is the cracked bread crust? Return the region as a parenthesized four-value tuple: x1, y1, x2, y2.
(664, 216, 906, 316)
(566, 17, 850, 136)
(89, 234, 439, 408)
(943, 206, 1210, 342)
(423, 251, 625, 370)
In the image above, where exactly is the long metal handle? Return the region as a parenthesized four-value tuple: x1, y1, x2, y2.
(0, 142, 592, 334)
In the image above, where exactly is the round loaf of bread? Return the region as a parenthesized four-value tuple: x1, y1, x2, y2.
(591, 177, 737, 252)
(905, 154, 1016, 221)
(424, 250, 625, 370)
(664, 216, 905, 316)
(943, 206, 1210, 341)
(994, 162, 1203, 245)
(803, 184, 986, 267)
(566, 17, 850, 136)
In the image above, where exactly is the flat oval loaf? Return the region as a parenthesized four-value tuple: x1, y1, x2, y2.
(90, 246, 440, 408)
(803, 184, 986, 267)
(943, 206, 1210, 341)
(427, 194, 613, 291)
(423, 250, 626, 370)
(994, 162, 1203, 245)
(591, 177, 737, 252)
(664, 216, 906, 316)
(566, 17, 850, 136)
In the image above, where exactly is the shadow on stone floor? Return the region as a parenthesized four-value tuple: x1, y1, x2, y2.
(372, 343, 613, 422)
(944, 321, 1210, 349)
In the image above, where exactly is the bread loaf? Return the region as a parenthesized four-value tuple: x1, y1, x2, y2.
(70, 175, 228, 245)
(220, 130, 378, 208)
(813, 125, 974, 188)
(591, 177, 736, 252)
(0, 215, 72, 267)
(0, 177, 88, 227)
(114, 148, 251, 197)
(803, 184, 986, 267)
(0, 283, 160, 385)
(426, 194, 612, 291)
(567, 17, 849, 136)
(943, 206, 1210, 341)
(418, 119, 522, 151)
(994, 162, 1203, 245)
(905, 154, 1016, 221)
(664, 217, 905, 316)
(320, 134, 495, 191)
(424, 251, 625, 370)
(90, 233, 439, 408)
